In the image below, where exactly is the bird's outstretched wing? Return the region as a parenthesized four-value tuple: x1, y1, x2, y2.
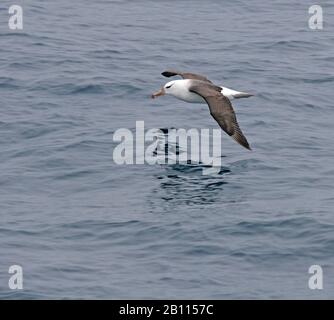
(161, 70, 213, 83)
(189, 82, 251, 150)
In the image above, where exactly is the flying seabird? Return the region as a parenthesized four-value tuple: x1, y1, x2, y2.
(151, 70, 253, 150)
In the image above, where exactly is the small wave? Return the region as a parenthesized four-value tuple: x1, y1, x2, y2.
(70, 84, 107, 94)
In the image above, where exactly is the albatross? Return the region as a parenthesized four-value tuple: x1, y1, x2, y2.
(151, 70, 253, 150)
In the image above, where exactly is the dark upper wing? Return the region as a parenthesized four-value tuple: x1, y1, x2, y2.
(189, 83, 251, 150)
(161, 70, 212, 83)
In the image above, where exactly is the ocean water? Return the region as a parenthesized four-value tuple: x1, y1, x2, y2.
(1, 0, 334, 299)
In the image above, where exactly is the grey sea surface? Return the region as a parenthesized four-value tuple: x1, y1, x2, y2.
(0, 0, 334, 298)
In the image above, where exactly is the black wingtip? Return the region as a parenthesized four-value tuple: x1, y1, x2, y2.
(241, 143, 252, 151)
(233, 134, 252, 151)
(243, 141, 252, 151)
(161, 71, 177, 78)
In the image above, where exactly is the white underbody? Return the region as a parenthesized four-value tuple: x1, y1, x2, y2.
(165, 79, 252, 103)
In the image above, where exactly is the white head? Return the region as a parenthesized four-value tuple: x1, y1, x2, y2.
(151, 80, 182, 99)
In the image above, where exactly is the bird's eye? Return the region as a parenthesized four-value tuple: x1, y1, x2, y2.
(166, 84, 173, 89)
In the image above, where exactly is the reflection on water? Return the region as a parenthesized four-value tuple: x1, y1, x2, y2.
(154, 167, 230, 206)
(152, 127, 223, 164)
(149, 128, 230, 206)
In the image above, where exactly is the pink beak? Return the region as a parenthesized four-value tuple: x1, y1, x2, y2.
(151, 87, 165, 99)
